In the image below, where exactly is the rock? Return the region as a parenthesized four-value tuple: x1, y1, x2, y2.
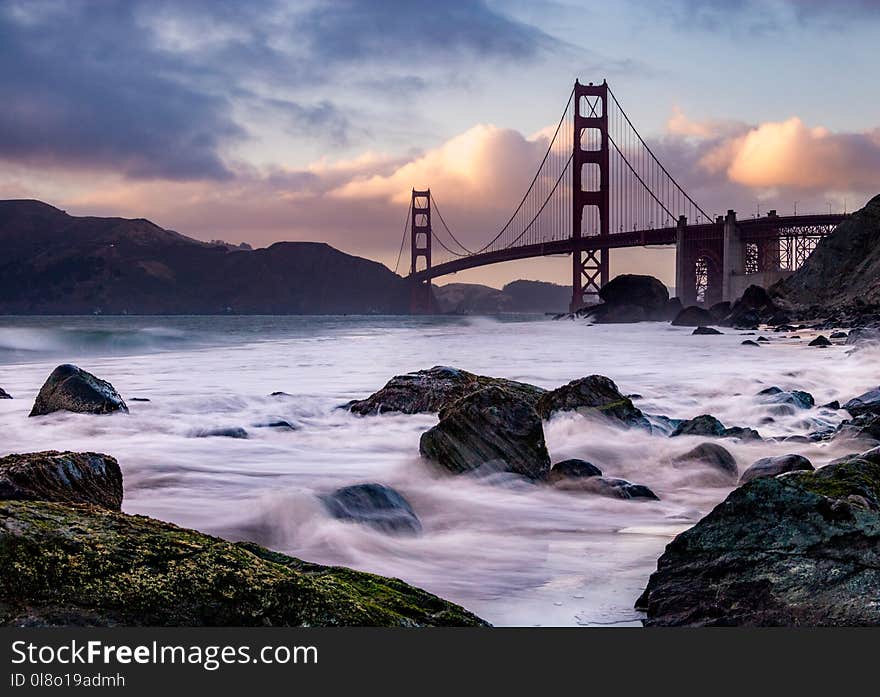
(738, 453, 814, 484)
(534, 375, 646, 427)
(637, 457, 880, 626)
(546, 459, 603, 484)
(255, 420, 298, 431)
(672, 306, 714, 327)
(671, 414, 760, 441)
(757, 387, 815, 415)
(830, 331, 848, 340)
(0, 451, 122, 510)
(270, 391, 293, 397)
(0, 388, 11, 399)
(29, 364, 128, 417)
(722, 426, 762, 441)
(346, 366, 546, 416)
(834, 413, 880, 443)
(585, 303, 647, 324)
(821, 400, 840, 410)
(191, 427, 249, 439)
(660, 298, 684, 321)
(567, 476, 659, 500)
(672, 443, 737, 475)
(419, 386, 551, 480)
(809, 335, 832, 347)
(129, 397, 150, 402)
(845, 328, 880, 345)
(0, 500, 486, 627)
(741, 339, 760, 346)
(599, 274, 668, 310)
(843, 387, 880, 416)
(723, 285, 777, 329)
(692, 326, 722, 335)
(670, 414, 725, 438)
(708, 301, 731, 323)
(320, 484, 421, 535)
(757, 336, 770, 342)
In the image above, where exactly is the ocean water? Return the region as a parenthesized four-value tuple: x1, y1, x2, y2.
(0, 315, 876, 626)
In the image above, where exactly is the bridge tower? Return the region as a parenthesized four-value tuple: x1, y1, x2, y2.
(570, 79, 610, 312)
(409, 188, 434, 313)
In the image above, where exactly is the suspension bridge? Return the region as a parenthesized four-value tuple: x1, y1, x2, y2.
(396, 80, 848, 313)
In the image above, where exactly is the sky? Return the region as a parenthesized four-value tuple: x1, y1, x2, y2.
(1, 0, 879, 288)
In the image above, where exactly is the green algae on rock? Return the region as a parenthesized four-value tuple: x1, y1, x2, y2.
(637, 454, 880, 626)
(0, 500, 488, 627)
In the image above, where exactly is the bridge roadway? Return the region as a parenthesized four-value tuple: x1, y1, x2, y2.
(410, 213, 848, 283)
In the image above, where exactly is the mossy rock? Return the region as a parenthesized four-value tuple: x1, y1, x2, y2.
(0, 500, 488, 627)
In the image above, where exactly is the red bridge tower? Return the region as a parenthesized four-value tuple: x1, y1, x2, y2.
(571, 79, 610, 312)
(409, 188, 434, 313)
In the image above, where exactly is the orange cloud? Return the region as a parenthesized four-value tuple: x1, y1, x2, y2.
(700, 117, 880, 191)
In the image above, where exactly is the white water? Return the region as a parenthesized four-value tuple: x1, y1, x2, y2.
(0, 315, 877, 626)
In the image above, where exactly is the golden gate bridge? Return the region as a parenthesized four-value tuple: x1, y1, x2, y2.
(397, 80, 848, 313)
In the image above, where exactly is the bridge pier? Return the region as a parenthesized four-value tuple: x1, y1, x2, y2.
(674, 215, 697, 306)
(721, 209, 742, 303)
(409, 189, 435, 314)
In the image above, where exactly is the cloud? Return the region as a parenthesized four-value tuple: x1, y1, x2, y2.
(699, 117, 880, 191)
(0, 0, 557, 182)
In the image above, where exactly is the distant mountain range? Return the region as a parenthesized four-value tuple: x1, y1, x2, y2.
(433, 280, 571, 314)
(0, 200, 409, 314)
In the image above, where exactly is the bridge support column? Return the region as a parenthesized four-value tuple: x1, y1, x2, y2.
(721, 209, 741, 303)
(570, 79, 610, 312)
(675, 215, 697, 306)
(409, 189, 434, 314)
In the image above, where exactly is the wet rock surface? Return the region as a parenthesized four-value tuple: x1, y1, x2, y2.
(670, 414, 760, 441)
(0, 451, 122, 511)
(739, 453, 814, 484)
(419, 386, 551, 480)
(672, 442, 737, 475)
(843, 387, 880, 417)
(29, 364, 128, 417)
(672, 306, 714, 327)
(567, 476, 659, 500)
(320, 483, 422, 535)
(534, 375, 646, 427)
(546, 459, 603, 484)
(0, 388, 11, 399)
(692, 326, 722, 335)
(346, 366, 546, 415)
(637, 455, 880, 626)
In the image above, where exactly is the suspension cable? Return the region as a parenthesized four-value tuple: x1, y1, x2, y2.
(470, 87, 575, 254)
(430, 191, 474, 255)
(607, 86, 712, 221)
(392, 198, 412, 275)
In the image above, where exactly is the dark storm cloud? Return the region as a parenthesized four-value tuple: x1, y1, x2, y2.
(0, 0, 555, 181)
(297, 0, 554, 64)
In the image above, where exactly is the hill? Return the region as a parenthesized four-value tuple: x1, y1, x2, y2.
(434, 280, 570, 314)
(772, 194, 880, 321)
(0, 200, 409, 314)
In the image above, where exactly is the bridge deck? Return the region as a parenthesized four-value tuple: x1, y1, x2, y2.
(411, 213, 848, 282)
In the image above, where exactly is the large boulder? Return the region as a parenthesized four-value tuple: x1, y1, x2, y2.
(739, 454, 814, 484)
(346, 366, 545, 415)
(637, 456, 880, 626)
(0, 388, 11, 399)
(722, 285, 778, 328)
(599, 274, 668, 313)
(419, 386, 551, 480)
(320, 483, 421, 535)
(757, 387, 815, 415)
(29, 364, 128, 417)
(672, 306, 714, 327)
(0, 451, 122, 510)
(0, 500, 486, 626)
(534, 375, 646, 427)
(843, 387, 880, 417)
